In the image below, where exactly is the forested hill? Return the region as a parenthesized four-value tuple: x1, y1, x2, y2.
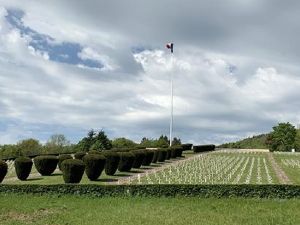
(218, 134, 269, 149)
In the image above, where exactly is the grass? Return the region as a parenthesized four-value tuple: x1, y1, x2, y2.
(0, 193, 300, 225)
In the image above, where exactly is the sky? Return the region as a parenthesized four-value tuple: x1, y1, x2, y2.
(1, 0, 300, 145)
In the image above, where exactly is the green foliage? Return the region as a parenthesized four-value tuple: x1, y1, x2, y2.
(14, 157, 33, 181)
(0, 160, 8, 183)
(170, 148, 178, 158)
(74, 152, 86, 160)
(268, 122, 297, 152)
(131, 150, 146, 168)
(112, 138, 137, 149)
(157, 149, 167, 162)
(83, 154, 106, 181)
(44, 134, 70, 154)
(102, 152, 120, 175)
(181, 143, 193, 151)
(58, 154, 73, 171)
(17, 138, 41, 157)
(294, 130, 300, 152)
(219, 134, 269, 149)
(193, 145, 215, 153)
(88, 150, 102, 155)
(61, 159, 85, 183)
(151, 150, 159, 163)
(171, 137, 182, 146)
(142, 150, 154, 166)
(76, 130, 112, 152)
(118, 152, 135, 172)
(140, 135, 180, 148)
(34, 155, 58, 176)
(166, 149, 172, 160)
(1, 184, 300, 199)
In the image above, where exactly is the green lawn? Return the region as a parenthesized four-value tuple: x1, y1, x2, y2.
(0, 194, 300, 225)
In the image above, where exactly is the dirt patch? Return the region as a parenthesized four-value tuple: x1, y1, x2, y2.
(267, 153, 292, 184)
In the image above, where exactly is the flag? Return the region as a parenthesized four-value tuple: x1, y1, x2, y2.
(166, 42, 174, 53)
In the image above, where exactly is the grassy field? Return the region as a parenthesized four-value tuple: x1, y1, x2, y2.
(0, 194, 300, 225)
(274, 153, 300, 184)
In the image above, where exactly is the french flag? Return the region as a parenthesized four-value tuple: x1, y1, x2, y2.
(166, 42, 174, 53)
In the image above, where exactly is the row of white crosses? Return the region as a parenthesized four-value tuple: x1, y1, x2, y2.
(281, 159, 300, 169)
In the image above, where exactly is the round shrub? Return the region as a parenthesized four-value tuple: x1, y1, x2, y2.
(175, 147, 183, 157)
(83, 154, 106, 181)
(0, 160, 8, 183)
(34, 155, 58, 176)
(142, 150, 154, 166)
(131, 150, 146, 168)
(88, 150, 102, 155)
(14, 157, 33, 181)
(102, 152, 120, 175)
(118, 152, 135, 172)
(193, 145, 216, 153)
(74, 152, 86, 160)
(58, 154, 73, 171)
(170, 148, 178, 158)
(61, 159, 85, 183)
(181, 143, 193, 151)
(151, 150, 159, 163)
(157, 149, 167, 162)
(166, 148, 172, 160)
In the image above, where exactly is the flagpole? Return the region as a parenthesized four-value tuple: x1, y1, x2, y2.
(169, 53, 174, 147)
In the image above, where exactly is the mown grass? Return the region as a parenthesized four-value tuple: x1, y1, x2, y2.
(0, 194, 300, 225)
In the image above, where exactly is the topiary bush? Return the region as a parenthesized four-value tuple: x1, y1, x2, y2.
(14, 157, 33, 181)
(152, 150, 159, 163)
(193, 145, 215, 153)
(74, 152, 86, 160)
(34, 155, 58, 176)
(102, 152, 120, 175)
(181, 143, 193, 151)
(131, 150, 146, 168)
(142, 150, 154, 166)
(88, 150, 102, 155)
(166, 148, 172, 160)
(83, 154, 106, 181)
(157, 149, 167, 162)
(118, 152, 135, 172)
(0, 160, 8, 183)
(58, 154, 73, 171)
(61, 159, 85, 183)
(175, 147, 183, 157)
(170, 148, 178, 158)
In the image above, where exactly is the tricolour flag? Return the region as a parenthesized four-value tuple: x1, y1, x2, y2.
(166, 42, 174, 53)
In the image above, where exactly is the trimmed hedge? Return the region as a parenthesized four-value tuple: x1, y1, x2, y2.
(1, 184, 300, 199)
(170, 148, 178, 158)
(151, 150, 159, 163)
(102, 152, 120, 175)
(181, 143, 193, 151)
(0, 160, 8, 183)
(193, 145, 215, 153)
(34, 155, 58, 176)
(58, 154, 73, 171)
(83, 154, 106, 181)
(88, 150, 102, 155)
(118, 152, 135, 172)
(142, 150, 154, 166)
(74, 152, 86, 160)
(61, 159, 85, 183)
(14, 157, 33, 181)
(131, 150, 146, 168)
(166, 149, 172, 160)
(157, 149, 167, 162)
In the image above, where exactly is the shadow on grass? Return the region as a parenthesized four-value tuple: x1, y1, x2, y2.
(129, 170, 145, 174)
(96, 178, 118, 182)
(26, 177, 43, 181)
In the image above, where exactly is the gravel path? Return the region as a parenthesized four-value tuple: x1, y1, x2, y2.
(267, 153, 292, 184)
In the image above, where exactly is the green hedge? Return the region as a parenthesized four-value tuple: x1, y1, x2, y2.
(151, 150, 159, 163)
(193, 145, 215, 153)
(131, 150, 146, 168)
(14, 157, 33, 181)
(58, 154, 73, 171)
(157, 149, 167, 162)
(0, 184, 300, 198)
(118, 152, 135, 172)
(166, 149, 171, 160)
(181, 143, 193, 151)
(74, 152, 86, 160)
(142, 150, 154, 166)
(102, 152, 120, 175)
(61, 159, 85, 183)
(34, 155, 58, 176)
(83, 154, 106, 181)
(0, 161, 8, 183)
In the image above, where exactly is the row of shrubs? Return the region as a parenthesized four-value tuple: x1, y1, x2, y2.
(193, 144, 216, 153)
(0, 147, 185, 184)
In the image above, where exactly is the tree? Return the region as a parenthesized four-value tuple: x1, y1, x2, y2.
(172, 137, 181, 146)
(112, 138, 137, 149)
(76, 129, 112, 152)
(76, 129, 96, 152)
(44, 134, 70, 154)
(17, 138, 41, 156)
(268, 122, 296, 152)
(294, 129, 300, 152)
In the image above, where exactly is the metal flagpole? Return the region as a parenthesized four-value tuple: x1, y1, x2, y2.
(169, 52, 174, 147)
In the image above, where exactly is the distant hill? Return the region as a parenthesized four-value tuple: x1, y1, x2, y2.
(218, 133, 269, 149)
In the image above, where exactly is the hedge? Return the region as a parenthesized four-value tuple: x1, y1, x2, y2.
(193, 145, 215, 153)
(166, 149, 172, 160)
(61, 159, 85, 183)
(142, 150, 154, 166)
(157, 149, 167, 162)
(181, 143, 193, 151)
(102, 152, 120, 175)
(88, 150, 103, 155)
(14, 157, 33, 181)
(34, 155, 58, 176)
(83, 154, 106, 181)
(131, 150, 146, 168)
(118, 152, 135, 172)
(74, 152, 86, 160)
(0, 161, 8, 183)
(152, 150, 159, 163)
(1, 184, 300, 199)
(58, 154, 73, 171)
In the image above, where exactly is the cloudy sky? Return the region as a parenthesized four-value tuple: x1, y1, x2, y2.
(1, 0, 300, 145)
